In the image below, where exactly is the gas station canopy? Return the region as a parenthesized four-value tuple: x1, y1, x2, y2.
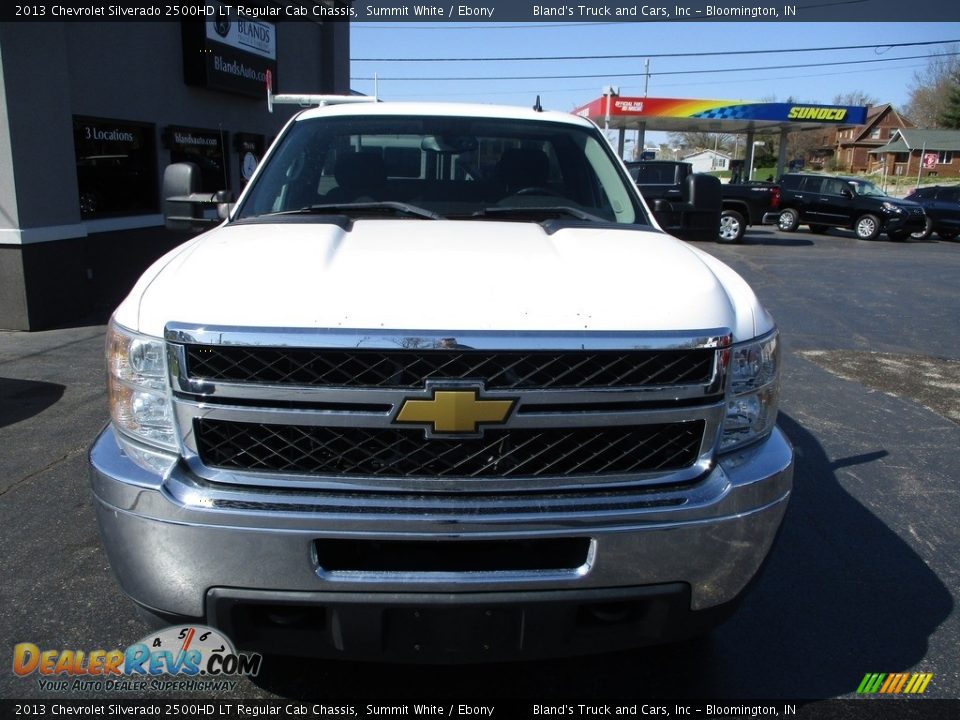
(573, 95, 868, 134)
(573, 95, 869, 179)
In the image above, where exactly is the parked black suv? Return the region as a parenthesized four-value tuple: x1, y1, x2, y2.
(776, 173, 926, 241)
(903, 185, 960, 241)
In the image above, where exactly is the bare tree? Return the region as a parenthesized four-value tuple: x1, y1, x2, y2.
(904, 45, 960, 127)
(666, 131, 735, 155)
(832, 90, 879, 108)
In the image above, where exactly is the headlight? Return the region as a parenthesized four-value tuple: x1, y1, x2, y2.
(882, 201, 903, 214)
(106, 320, 177, 451)
(720, 331, 780, 452)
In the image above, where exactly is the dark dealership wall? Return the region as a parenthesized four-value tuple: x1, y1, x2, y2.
(62, 21, 341, 194)
(1, 229, 197, 331)
(0, 20, 350, 330)
(2, 23, 83, 229)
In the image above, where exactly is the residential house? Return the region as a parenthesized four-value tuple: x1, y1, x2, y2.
(681, 148, 732, 173)
(869, 128, 960, 179)
(807, 104, 914, 172)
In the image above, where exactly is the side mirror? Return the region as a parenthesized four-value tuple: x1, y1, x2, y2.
(214, 189, 234, 220)
(162, 163, 231, 230)
(653, 198, 672, 212)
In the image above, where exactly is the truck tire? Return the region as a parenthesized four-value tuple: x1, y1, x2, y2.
(777, 208, 799, 232)
(718, 209, 746, 244)
(854, 214, 881, 241)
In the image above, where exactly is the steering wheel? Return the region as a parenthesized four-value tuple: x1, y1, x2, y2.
(513, 186, 563, 197)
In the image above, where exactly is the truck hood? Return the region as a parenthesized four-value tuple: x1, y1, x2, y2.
(119, 219, 762, 340)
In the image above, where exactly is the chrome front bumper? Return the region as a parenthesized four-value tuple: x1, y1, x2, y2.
(90, 424, 793, 624)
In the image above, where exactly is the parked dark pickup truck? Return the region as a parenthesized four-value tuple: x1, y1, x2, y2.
(718, 181, 782, 243)
(627, 161, 781, 243)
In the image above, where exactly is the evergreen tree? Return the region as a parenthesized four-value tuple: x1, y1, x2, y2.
(938, 71, 960, 128)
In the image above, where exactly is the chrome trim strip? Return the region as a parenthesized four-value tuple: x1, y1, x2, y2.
(170, 379, 723, 405)
(174, 397, 722, 429)
(165, 323, 733, 351)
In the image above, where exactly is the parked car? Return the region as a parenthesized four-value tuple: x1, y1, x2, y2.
(776, 173, 926, 241)
(903, 185, 960, 241)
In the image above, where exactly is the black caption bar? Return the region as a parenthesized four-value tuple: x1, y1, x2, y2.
(1, 700, 960, 720)
(1, 0, 958, 22)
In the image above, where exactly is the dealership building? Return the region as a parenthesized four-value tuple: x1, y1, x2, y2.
(0, 13, 350, 330)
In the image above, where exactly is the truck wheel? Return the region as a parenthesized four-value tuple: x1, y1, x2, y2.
(777, 208, 799, 232)
(808, 224, 829, 235)
(910, 217, 933, 240)
(854, 214, 881, 241)
(718, 210, 745, 244)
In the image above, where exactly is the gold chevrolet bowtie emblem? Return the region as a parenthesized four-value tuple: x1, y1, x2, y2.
(395, 388, 515, 436)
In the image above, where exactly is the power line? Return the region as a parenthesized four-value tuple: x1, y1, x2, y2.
(373, 60, 934, 99)
(351, 51, 960, 82)
(353, 38, 960, 62)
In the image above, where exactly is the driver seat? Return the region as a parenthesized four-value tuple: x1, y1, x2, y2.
(325, 152, 387, 203)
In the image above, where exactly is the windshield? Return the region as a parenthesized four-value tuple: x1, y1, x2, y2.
(848, 180, 887, 197)
(236, 115, 644, 224)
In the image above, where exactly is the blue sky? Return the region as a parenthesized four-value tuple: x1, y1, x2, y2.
(349, 22, 957, 117)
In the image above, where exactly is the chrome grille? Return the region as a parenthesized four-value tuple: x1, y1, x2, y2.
(167, 325, 730, 493)
(195, 419, 705, 479)
(184, 346, 714, 389)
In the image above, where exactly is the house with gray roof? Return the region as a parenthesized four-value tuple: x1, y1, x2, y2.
(870, 129, 960, 179)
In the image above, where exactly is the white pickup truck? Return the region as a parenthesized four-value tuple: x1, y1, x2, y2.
(90, 99, 793, 661)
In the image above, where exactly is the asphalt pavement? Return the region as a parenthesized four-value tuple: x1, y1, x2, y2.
(1, 225, 958, 703)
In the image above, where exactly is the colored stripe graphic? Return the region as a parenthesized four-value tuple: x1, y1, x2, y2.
(858, 672, 933, 694)
(904, 673, 934, 694)
(857, 673, 886, 693)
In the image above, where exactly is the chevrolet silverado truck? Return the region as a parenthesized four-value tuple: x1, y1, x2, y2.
(90, 98, 793, 662)
(627, 160, 781, 244)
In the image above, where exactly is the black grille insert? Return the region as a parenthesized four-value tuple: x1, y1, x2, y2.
(195, 419, 705, 479)
(184, 346, 714, 390)
(315, 538, 591, 572)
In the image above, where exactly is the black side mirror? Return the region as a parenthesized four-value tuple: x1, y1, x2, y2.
(163, 163, 232, 230)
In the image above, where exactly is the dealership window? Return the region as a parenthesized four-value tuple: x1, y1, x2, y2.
(937, 150, 954, 164)
(234, 133, 266, 187)
(164, 126, 230, 193)
(72, 116, 158, 218)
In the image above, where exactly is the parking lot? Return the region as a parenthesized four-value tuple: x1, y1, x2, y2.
(1, 225, 958, 701)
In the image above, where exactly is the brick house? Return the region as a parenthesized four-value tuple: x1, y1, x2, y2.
(869, 129, 960, 180)
(807, 104, 914, 172)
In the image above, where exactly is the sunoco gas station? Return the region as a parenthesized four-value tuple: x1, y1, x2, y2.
(573, 91, 869, 179)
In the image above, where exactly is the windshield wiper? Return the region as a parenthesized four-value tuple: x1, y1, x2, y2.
(462, 206, 611, 223)
(273, 201, 442, 220)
